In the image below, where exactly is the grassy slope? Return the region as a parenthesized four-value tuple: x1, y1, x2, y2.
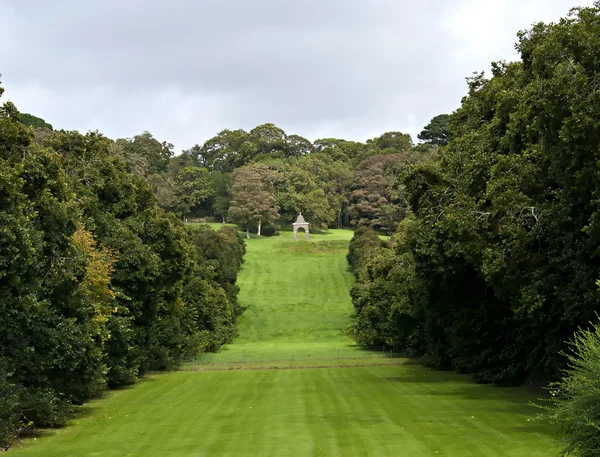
(14, 228, 557, 456)
(201, 229, 365, 364)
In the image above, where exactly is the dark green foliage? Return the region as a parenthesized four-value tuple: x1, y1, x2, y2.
(348, 150, 435, 233)
(188, 225, 246, 315)
(0, 82, 245, 445)
(346, 227, 382, 273)
(19, 112, 53, 130)
(417, 114, 450, 146)
(115, 131, 173, 177)
(348, 2, 600, 390)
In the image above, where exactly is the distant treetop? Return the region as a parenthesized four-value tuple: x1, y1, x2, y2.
(19, 112, 53, 130)
(418, 114, 450, 146)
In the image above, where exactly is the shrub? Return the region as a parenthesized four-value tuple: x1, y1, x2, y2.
(544, 318, 600, 457)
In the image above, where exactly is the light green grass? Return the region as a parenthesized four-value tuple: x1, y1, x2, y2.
(15, 366, 555, 457)
(194, 228, 369, 365)
(14, 228, 558, 456)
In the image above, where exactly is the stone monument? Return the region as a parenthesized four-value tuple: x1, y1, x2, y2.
(292, 213, 309, 241)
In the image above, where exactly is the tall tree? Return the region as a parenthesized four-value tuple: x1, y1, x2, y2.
(117, 131, 173, 175)
(418, 114, 450, 146)
(228, 163, 280, 237)
(193, 129, 254, 172)
(19, 112, 53, 130)
(348, 154, 409, 233)
(174, 166, 213, 219)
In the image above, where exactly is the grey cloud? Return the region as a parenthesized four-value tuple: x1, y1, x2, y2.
(0, 0, 591, 151)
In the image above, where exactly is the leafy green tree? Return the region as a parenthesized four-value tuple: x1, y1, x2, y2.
(346, 226, 383, 272)
(277, 162, 335, 229)
(0, 88, 117, 442)
(117, 131, 173, 175)
(249, 123, 288, 158)
(193, 129, 254, 172)
(210, 171, 233, 223)
(349, 224, 418, 349)
(19, 112, 53, 130)
(0, 79, 247, 445)
(348, 154, 408, 233)
(417, 114, 450, 146)
(286, 134, 314, 157)
(300, 154, 353, 228)
(228, 163, 280, 237)
(175, 166, 213, 219)
(348, 2, 600, 385)
(367, 131, 413, 152)
(313, 138, 366, 163)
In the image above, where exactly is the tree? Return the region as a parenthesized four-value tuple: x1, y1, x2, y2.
(0, 78, 247, 445)
(210, 171, 233, 223)
(193, 129, 254, 172)
(117, 131, 173, 175)
(277, 163, 335, 229)
(348, 154, 409, 233)
(174, 166, 213, 219)
(286, 134, 314, 157)
(19, 112, 53, 130)
(313, 138, 366, 164)
(418, 114, 450, 146)
(228, 163, 280, 237)
(368, 131, 413, 152)
(348, 2, 600, 385)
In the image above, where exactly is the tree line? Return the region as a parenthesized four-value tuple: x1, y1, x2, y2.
(346, 0, 600, 435)
(109, 124, 444, 236)
(348, 5, 600, 452)
(0, 86, 246, 445)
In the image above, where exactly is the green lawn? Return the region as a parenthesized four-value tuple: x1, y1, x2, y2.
(15, 366, 555, 457)
(14, 228, 558, 456)
(192, 228, 372, 366)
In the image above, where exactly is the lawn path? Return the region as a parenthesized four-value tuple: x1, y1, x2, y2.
(198, 229, 373, 364)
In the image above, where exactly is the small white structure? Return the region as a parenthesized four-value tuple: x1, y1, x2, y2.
(292, 213, 309, 241)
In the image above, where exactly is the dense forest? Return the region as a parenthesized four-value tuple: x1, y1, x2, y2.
(109, 125, 438, 236)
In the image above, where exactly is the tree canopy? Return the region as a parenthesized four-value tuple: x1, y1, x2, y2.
(417, 114, 450, 146)
(348, 3, 600, 392)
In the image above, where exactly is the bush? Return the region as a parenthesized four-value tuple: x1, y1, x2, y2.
(346, 226, 382, 274)
(544, 319, 600, 457)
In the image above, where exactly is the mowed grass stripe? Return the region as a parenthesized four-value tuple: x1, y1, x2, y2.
(207, 230, 362, 363)
(15, 366, 556, 456)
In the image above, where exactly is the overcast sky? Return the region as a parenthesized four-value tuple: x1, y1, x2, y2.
(0, 0, 594, 152)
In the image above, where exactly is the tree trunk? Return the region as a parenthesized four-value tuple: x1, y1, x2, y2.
(222, 216, 225, 224)
(246, 228, 250, 239)
(257, 218, 262, 236)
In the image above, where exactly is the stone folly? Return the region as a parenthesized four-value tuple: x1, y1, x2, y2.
(292, 213, 309, 241)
